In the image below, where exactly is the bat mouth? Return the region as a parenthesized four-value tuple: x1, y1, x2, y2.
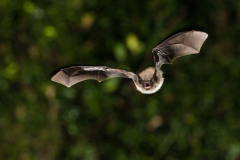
(145, 82, 151, 90)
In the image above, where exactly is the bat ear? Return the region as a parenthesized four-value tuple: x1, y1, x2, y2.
(136, 72, 143, 84)
(136, 72, 140, 78)
(152, 69, 158, 82)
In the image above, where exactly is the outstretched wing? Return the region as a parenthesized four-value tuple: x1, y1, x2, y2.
(51, 66, 135, 88)
(152, 30, 208, 68)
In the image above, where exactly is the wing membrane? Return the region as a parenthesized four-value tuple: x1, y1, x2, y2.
(51, 66, 135, 87)
(152, 30, 208, 68)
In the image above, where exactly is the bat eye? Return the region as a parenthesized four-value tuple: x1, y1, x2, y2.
(151, 71, 158, 83)
(150, 79, 154, 86)
(137, 72, 144, 85)
(137, 77, 145, 87)
(153, 74, 158, 82)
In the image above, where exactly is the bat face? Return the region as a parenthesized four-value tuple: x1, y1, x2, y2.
(133, 67, 164, 94)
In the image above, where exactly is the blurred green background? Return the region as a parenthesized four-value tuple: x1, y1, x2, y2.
(0, 0, 240, 159)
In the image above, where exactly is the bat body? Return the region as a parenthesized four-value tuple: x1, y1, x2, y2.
(134, 67, 164, 94)
(51, 30, 208, 94)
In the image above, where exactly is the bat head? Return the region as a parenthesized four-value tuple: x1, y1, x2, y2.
(134, 68, 164, 94)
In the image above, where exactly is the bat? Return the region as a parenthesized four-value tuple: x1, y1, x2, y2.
(51, 30, 208, 94)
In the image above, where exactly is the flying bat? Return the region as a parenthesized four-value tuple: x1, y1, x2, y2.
(51, 30, 208, 94)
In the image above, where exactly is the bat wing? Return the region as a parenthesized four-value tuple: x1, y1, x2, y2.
(152, 30, 208, 68)
(51, 66, 135, 88)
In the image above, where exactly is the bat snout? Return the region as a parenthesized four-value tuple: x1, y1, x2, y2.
(144, 82, 151, 90)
